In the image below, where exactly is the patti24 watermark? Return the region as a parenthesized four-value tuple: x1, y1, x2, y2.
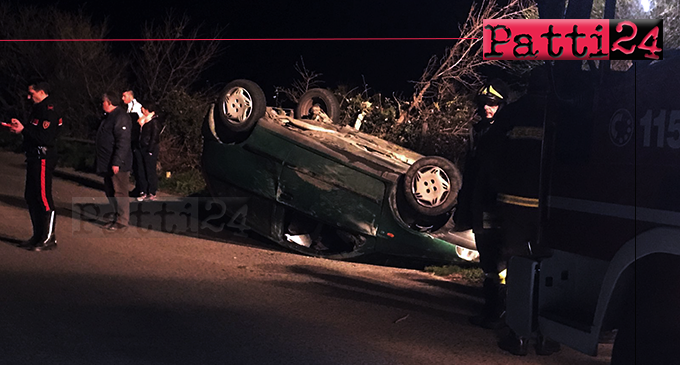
(71, 197, 250, 237)
(483, 19, 663, 60)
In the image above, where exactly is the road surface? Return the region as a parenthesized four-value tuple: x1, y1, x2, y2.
(0, 150, 612, 364)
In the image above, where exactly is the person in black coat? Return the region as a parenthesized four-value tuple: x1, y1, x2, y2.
(133, 101, 161, 201)
(96, 91, 132, 230)
(3, 81, 62, 251)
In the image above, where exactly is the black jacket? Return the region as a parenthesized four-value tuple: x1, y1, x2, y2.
(95, 106, 133, 174)
(138, 115, 161, 152)
(453, 114, 510, 232)
(487, 94, 544, 201)
(21, 96, 62, 159)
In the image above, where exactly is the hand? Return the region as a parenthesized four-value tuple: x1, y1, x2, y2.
(7, 119, 23, 134)
(112, 165, 119, 175)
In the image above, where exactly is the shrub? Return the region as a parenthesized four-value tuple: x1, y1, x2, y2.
(425, 264, 484, 284)
(155, 89, 213, 173)
(158, 168, 206, 197)
(56, 139, 96, 173)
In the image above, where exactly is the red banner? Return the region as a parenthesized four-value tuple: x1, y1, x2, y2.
(483, 19, 663, 61)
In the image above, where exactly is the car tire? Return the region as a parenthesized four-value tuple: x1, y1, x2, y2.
(203, 103, 252, 144)
(402, 156, 460, 217)
(295, 88, 340, 123)
(215, 79, 266, 133)
(201, 105, 219, 143)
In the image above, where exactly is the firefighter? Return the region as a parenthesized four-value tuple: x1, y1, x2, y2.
(453, 78, 511, 329)
(3, 81, 62, 251)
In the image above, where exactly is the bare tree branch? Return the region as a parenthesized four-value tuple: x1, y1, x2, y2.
(274, 57, 324, 104)
(410, 0, 538, 115)
(133, 11, 223, 104)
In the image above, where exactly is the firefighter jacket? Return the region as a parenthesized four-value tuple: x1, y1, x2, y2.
(21, 96, 62, 160)
(485, 92, 546, 256)
(487, 94, 544, 205)
(454, 114, 510, 232)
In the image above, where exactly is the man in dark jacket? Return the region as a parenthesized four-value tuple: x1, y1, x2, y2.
(96, 91, 132, 230)
(3, 81, 62, 251)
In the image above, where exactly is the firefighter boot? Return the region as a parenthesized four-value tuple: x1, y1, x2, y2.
(31, 211, 57, 252)
(17, 208, 42, 249)
(469, 276, 506, 329)
(498, 329, 529, 356)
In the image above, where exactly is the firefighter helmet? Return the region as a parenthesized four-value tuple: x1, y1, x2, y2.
(477, 79, 510, 106)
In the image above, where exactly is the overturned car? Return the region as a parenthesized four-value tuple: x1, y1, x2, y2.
(201, 79, 478, 263)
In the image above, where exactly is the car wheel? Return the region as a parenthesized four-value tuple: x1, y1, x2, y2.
(295, 88, 340, 123)
(402, 156, 460, 217)
(215, 79, 266, 133)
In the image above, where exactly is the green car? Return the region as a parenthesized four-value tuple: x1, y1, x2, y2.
(201, 79, 478, 264)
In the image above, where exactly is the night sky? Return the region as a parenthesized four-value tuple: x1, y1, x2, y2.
(14, 0, 475, 100)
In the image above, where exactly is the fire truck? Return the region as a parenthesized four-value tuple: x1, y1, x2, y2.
(505, 2, 680, 364)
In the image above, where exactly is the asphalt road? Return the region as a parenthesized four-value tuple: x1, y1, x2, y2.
(0, 150, 613, 365)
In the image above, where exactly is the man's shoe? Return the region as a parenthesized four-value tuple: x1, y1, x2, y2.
(18, 210, 43, 249)
(16, 235, 39, 249)
(146, 194, 156, 201)
(31, 238, 57, 252)
(498, 331, 529, 356)
(30, 211, 57, 252)
(469, 313, 507, 330)
(535, 335, 561, 355)
(136, 193, 147, 202)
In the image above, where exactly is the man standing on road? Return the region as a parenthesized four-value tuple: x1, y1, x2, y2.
(122, 90, 145, 198)
(96, 91, 132, 231)
(2, 81, 62, 251)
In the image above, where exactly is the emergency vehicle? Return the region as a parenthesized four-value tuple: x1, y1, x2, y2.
(505, 2, 680, 364)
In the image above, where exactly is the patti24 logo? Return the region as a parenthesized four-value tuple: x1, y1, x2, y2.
(483, 19, 663, 60)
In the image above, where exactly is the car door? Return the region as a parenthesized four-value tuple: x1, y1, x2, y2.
(277, 141, 385, 237)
